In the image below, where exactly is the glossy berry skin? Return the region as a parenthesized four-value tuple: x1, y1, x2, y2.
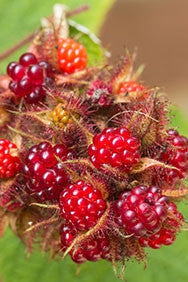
(7, 53, 53, 104)
(57, 38, 87, 74)
(159, 130, 188, 184)
(114, 185, 170, 238)
(139, 201, 183, 248)
(118, 81, 145, 94)
(60, 223, 111, 263)
(0, 139, 21, 179)
(88, 127, 140, 171)
(59, 180, 107, 231)
(23, 142, 73, 201)
(87, 80, 112, 107)
(139, 228, 176, 249)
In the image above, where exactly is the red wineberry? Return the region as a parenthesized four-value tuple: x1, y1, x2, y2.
(59, 180, 107, 231)
(57, 38, 87, 74)
(88, 127, 140, 171)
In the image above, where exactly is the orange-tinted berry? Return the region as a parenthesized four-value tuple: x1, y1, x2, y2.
(57, 38, 87, 74)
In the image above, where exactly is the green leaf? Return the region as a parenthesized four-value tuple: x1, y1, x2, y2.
(69, 21, 107, 66)
(0, 229, 119, 282)
(0, 0, 115, 71)
(1, 222, 188, 282)
(170, 106, 188, 136)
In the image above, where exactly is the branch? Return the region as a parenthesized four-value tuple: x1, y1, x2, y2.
(0, 5, 90, 62)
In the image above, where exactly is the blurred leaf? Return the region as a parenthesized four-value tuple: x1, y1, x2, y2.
(69, 22, 106, 66)
(170, 106, 188, 135)
(0, 229, 119, 282)
(1, 224, 188, 282)
(0, 0, 115, 71)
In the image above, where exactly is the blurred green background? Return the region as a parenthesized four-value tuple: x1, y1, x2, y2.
(0, 0, 188, 282)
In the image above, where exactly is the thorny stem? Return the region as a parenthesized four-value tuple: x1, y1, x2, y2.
(106, 110, 159, 126)
(60, 158, 96, 170)
(24, 217, 59, 233)
(70, 113, 94, 144)
(30, 203, 60, 210)
(162, 188, 188, 198)
(66, 5, 89, 18)
(0, 5, 90, 62)
(130, 157, 181, 174)
(8, 126, 45, 143)
(0, 32, 37, 62)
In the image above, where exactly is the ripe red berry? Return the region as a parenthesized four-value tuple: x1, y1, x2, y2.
(139, 228, 176, 249)
(159, 130, 188, 184)
(23, 142, 73, 201)
(27, 65, 44, 85)
(7, 52, 53, 104)
(0, 139, 21, 179)
(57, 38, 87, 74)
(114, 185, 170, 238)
(19, 53, 38, 67)
(7, 62, 18, 77)
(138, 201, 183, 248)
(10, 64, 25, 81)
(88, 127, 140, 171)
(87, 80, 112, 107)
(118, 81, 145, 94)
(59, 180, 107, 231)
(60, 223, 111, 263)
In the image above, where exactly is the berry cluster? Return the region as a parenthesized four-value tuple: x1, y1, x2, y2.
(114, 185, 170, 237)
(159, 129, 188, 184)
(0, 139, 21, 179)
(139, 228, 176, 249)
(59, 180, 107, 231)
(88, 127, 140, 171)
(139, 202, 183, 249)
(23, 142, 73, 201)
(58, 38, 87, 74)
(60, 223, 111, 263)
(7, 53, 53, 104)
(0, 8, 187, 278)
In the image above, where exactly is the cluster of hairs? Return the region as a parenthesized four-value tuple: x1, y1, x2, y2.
(0, 4, 187, 279)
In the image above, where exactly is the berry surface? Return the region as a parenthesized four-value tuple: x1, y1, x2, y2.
(23, 142, 73, 201)
(7, 53, 53, 104)
(59, 180, 107, 231)
(0, 139, 21, 179)
(88, 127, 140, 171)
(138, 201, 183, 248)
(139, 228, 176, 249)
(159, 130, 188, 184)
(50, 103, 70, 128)
(118, 81, 145, 94)
(60, 223, 111, 263)
(57, 38, 87, 74)
(114, 185, 170, 237)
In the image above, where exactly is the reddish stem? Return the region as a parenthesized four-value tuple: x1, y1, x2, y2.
(0, 32, 37, 62)
(0, 4, 90, 62)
